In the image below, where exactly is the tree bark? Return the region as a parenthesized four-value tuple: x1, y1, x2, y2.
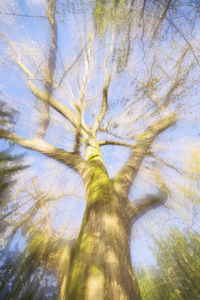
(64, 151, 141, 300)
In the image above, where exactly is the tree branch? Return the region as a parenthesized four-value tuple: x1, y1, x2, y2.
(0, 31, 33, 78)
(155, 45, 190, 112)
(28, 81, 91, 140)
(148, 151, 185, 176)
(92, 57, 111, 136)
(74, 105, 82, 153)
(56, 42, 88, 89)
(0, 12, 47, 19)
(28, 81, 78, 128)
(0, 29, 90, 139)
(99, 140, 135, 148)
(113, 113, 177, 195)
(128, 189, 168, 222)
(0, 130, 85, 174)
(151, 0, 173, 41)
(165, 16, 200, 66)
(35, 0, 58, 139)
(74, 35, 94, 153)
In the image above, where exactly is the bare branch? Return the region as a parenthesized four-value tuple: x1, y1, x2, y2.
(148, 152, 185, 176)
(32, 177, 53, 235)
(151, 0, 173, 41)
(99, 125, 137, 141)
(28, 80, 92, 141)
(113, 113, 177, 195)
(0, 28, 91, 139)
(128, 189, 168, 222)
(158, 45, 190, 110)
(28, 81, 78, 129)
(99, 140, 135, 148)
(6, 190, 50, 244)
(35, 0, 58, 139)
(74, 105, 82, 153)
(55, 41, 90, 90)
(0, 31, 33, 78)
(74, 34, 94, 152)
(165, 16, 200, 66)
(92, 56, 111, 136)
(0, 12, 47, 19)
(0, 129, 85, 174)
(140, 0, 147, 17)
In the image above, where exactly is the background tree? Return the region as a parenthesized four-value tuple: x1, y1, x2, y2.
(0, 0, 200, 299)
(0, 180, 65, 299)
(0, 100, 25, 236)
(137, 229, 200, 300)
(0, 101, 24, 200)
(0, 101, 27, 299)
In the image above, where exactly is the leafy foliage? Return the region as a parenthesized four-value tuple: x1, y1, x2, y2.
(137, 229, 200, 300)
(0, 101, 25, 207)
(0, 150, 25, 203)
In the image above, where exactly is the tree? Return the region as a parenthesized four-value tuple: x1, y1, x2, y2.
(0, 0, 200, 299)
(0, 101, 27, 298)
(0, 101, 24, 198)
(0, 100, 25, 231)
(137, 229, 200, 300)
(0, 179, 67, 299)
(0, 179, 64, 299)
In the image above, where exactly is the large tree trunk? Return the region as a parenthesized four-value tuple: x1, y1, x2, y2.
(64, 151, 141, 300)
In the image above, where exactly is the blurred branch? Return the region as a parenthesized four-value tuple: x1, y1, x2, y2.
(0, 130, 85, 174)
(99, 124, 137, 142)
(114, 113, 177, 195)
(5, 183, 61, 245)
(148, 151, 186, 176)
(27, 81, 83, 132)
(99, 140, 134, 148)
(35, 0, 58, 139)
(0, 31, 34, 78)
(32, 178, 53, 235)
(74, 33, 95, 153)
(165, 16, 200, 66)
(128, 188, 168, 221)
(151, 0, 173, 41)
(0, 30, 90, 140)
(92, 55, 111, 136)
(158, 46, 190, 110)
(0, 12, 47, 18)
(140, 0, 147, 17)
(55, 40, 90, 90)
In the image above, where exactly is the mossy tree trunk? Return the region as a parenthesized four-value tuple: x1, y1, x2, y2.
(65, 149, 141, 300)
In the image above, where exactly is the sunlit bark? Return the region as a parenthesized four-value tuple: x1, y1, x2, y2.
(65, 151, 141, 300)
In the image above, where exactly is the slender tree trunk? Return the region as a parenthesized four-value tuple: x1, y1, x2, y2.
(65, 151, 141, 300)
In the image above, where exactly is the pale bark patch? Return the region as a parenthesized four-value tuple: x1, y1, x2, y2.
(86, 266, 104, 300)
(59, 246, 71, 300)
(111, 280, 128, 300)
(80, 232, 99, 254)
(103, 213, 120, 234)
(106, 249, 119, 265)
